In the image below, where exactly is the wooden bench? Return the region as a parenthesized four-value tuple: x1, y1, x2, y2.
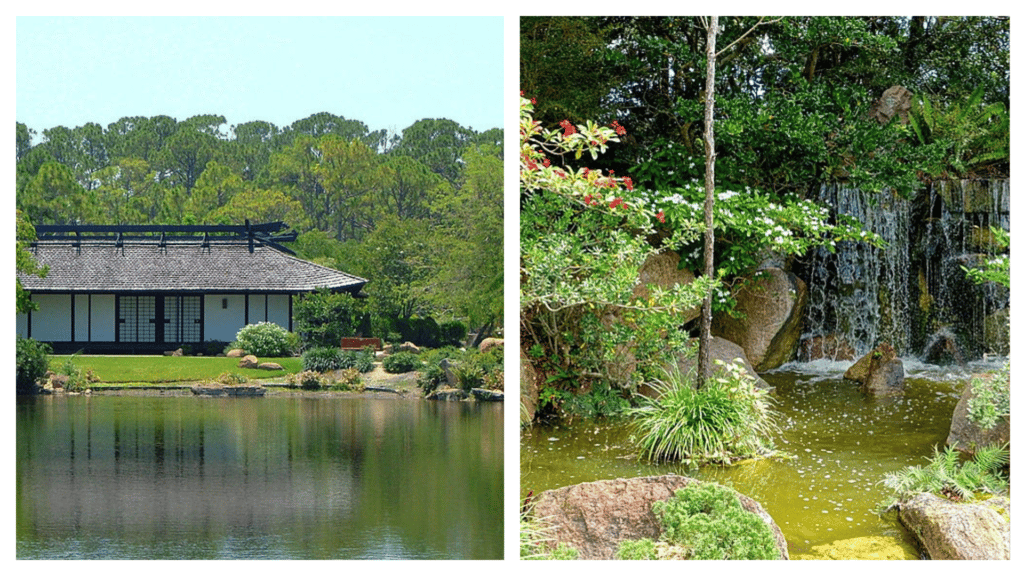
(340, 337, 383, 351)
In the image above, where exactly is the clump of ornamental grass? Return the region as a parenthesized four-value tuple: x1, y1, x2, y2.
(520, 504, 579, 560)
(628, 361, 778, 464)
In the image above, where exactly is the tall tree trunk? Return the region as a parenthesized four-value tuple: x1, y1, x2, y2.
(696, 16, 718, 390)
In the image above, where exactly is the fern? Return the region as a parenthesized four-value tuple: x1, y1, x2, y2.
(878, 444, 1009, 510)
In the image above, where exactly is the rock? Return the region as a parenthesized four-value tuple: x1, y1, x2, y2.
(712, 268, 807, 371)
(398, 342, 421, 354)
(529, 475, 788, 560)
(163, 348, 183, 357)
(632, 251, 700, 325)
(798, 334, 857, 362)
(479, 338, 504, 354)
(844, 343, 905, 395)
(897, 493, 1010, 560)
(190, 383, 266, 397)
(238, 355, 259, 369)
(984, 308, 1010, 356)
(257, 362, 283, 371)
(226, 349, 245, 358)
(946, 376, 1010, 456)
(791, 536, 919, 560)
(870, 85, 913, 125)
(426, 388, 468, 401)
(438, 358, 459, 388)
(470, 388, 504, 402)
(520, 347, 539, 425)
(664, 336, 770, 391)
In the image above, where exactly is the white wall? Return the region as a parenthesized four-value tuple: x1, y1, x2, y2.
(268, 294, 291, 330)
(91, 294, 116, 341)
(30, 294, 71, 341)
(204, 294, 246, 342)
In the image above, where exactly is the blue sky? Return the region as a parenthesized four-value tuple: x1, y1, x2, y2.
(16, 16, 504, 138)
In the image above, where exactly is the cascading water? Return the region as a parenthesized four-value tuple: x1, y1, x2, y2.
(798, 180, 1009, 362)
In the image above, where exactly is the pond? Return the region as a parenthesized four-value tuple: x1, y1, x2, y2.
(521, 359, 996, 559)
(17, 394, 503, 560)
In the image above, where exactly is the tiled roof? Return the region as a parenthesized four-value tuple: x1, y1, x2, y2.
(19, 239, 367, 294)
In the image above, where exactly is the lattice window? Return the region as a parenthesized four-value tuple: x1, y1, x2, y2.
(119, 295, 156, 342)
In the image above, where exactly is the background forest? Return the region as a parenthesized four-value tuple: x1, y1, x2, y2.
(522, 16, 1009, 193)
(16, 113, 503, 343)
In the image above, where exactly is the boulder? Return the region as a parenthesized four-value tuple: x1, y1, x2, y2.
(226, 349, 245, 358)
(946, 376, 1010, 456)
(164, 348, 184, 357)
(238, 355, 259, 369)
(479, 337, 504, 354)
(257, 362, 283, 371)
(844, 342, 905, 395)
(665, 336, 770, 391)
(870, 85, 913, 125)
(398, 342, 421, 354)
(983, 307, 1010, 356)
(520, 347, 539, 425)
(470, 388, 504, 402)
(798, 334, 857, 362)
(191, 383, 266, 397)
(632, 251, 700, 325)
(529, 475, 788, 560)
(426, 388, 468, 401)
(712, 268, 807, 371)
(897, 493, 1010, 560)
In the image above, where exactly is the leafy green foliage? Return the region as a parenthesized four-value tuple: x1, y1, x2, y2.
(646, 483, 781, 560)
(628, 362, 778, 464)
(879, 444, 1009, 510)
(909, 86, 1009, 177)
(961, 227, 1009, 289)
(614, 538, 659, 560)
(521, 96, 711, 404)
(293, 289, 369, 349)
(233, 322, 295, 357)
(299, 346, 373, 374)
(287, 369, 327, 390)
(15, 210, 48, 314)
(16, 336, 51, 394)
(966, 362, 1010, 431)
(382, 351, 422, 374)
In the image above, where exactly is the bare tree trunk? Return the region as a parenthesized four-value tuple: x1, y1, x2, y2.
(696, 16, 718, 390)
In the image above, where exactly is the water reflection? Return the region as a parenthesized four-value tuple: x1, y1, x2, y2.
(18, 395, 503, 559)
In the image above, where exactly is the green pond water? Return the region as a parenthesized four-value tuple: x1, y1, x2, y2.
(17, 394, 503, 559)
(521, 360, 994, 559)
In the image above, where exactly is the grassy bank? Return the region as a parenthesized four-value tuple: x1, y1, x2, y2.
(49, 355, 303, 386)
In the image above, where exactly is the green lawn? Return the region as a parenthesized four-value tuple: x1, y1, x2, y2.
(50, 354, 303, 385)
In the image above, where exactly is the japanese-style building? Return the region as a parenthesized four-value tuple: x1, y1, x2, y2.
(16, 222, 367, 354)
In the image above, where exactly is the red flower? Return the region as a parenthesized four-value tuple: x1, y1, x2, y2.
(609, 197, 622, 209)
(542, 157, 551, 168)
(610, 120, 626, 136)
(623, 176, 633, 191)
(656, 210, 666, 223)
(559, 120, 576, 137)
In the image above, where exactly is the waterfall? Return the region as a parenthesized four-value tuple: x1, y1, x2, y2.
(798, 180, 1009, 362)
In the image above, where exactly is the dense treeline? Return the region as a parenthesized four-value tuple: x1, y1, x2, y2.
(16, 112, 503, 338)
(522, 16, 1009, 197)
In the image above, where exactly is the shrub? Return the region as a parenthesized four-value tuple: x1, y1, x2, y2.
(382, 351, 422, 374)
(16, 336, 50, 394)
(233, 322, 293, 357)
(879, 444, 1009, 510)
(287, 370, 326, 390)
(397, 316, 442, 348)
(614, 538, 659, 560)
(418, 363, 448, 394)
(628, 362, 778, 464)
(216, 372, 249, 386)
(648, 483, 781, 560)
(967, 361, 1009, 430)
(439, 320, 468, 346)
(55, 355, 96, 392)
(302, 346, 344, 372)
(293, 288, 369, 349)
(331, 368, 364, 391)
(345, 347, 376, 373)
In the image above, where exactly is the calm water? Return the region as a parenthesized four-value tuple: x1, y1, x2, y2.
(17, 394, 503, 559)
(521, 360, 993, 559)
